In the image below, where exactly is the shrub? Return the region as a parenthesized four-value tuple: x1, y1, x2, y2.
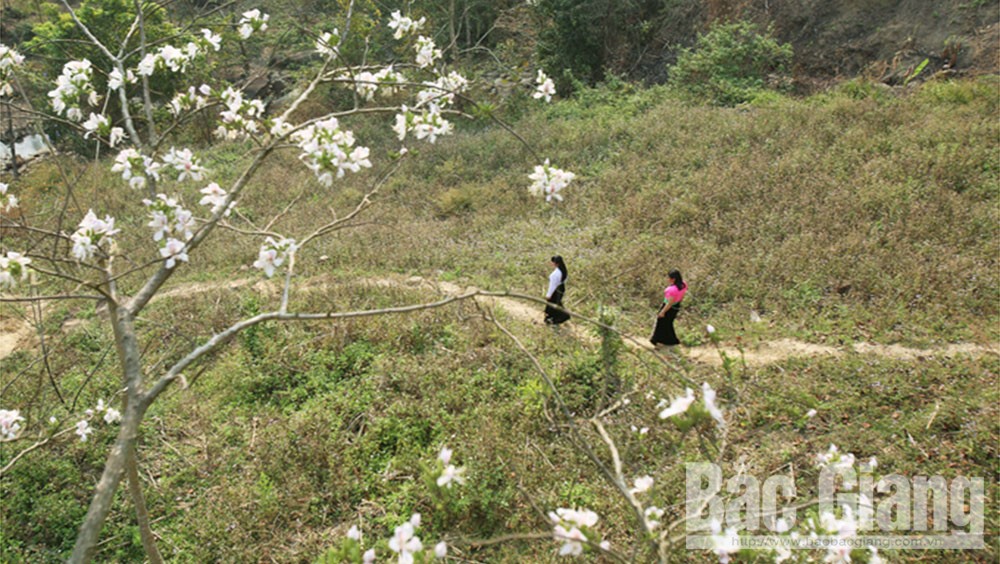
(668, 20, 793, 106)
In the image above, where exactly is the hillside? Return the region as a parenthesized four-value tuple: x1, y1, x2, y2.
(2, 72, 997, 561)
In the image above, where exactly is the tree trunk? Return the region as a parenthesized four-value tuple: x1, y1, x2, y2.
(127, 452, 164, 564)
(70, 305, 146, 563)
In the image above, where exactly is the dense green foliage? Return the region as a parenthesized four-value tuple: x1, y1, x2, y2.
(668, 20, 793, 106)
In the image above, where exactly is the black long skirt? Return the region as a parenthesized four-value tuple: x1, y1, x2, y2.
(650, 303, 680, 346)
(544, 285, 570, 325)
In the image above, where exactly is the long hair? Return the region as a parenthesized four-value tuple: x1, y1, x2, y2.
(552, 255, 568, 283)
(668, 269, 685, 290)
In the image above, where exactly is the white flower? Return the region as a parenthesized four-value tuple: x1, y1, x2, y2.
(238, 9, 269, 39)
(644, 506, 665, 530)
(630, 475, 654, 495)
(706, 324, 716, 334)
(163, 147, 207, 182)
(750, 310, 762, 323)
(199, 182, 231, 215)
(0, 252, 32, 288)
(387, 11, 426, 39)
(109, 127, 125, 147)
(0, 409, 24, 439)
(200, 28, 222, 51)
(709, 518, 739, 564)
(292, 117, 372, 185)
(75, 420, 93, 441)
(599, 540, 611, 551)
(658, 387, 695, 419)
(549, 507, 599, 529)
(528, 159, 575, 203)
(806, 408, 817, 418)
(159, 238, 189, 269)
(533, 69, 556, 103)
(315, 30, 339, 58)
(815, 444, 856, 472)
(387, 521, 423, 564)
(438, 446, 453, 465)
(553, 525, 588, 556)
(107, 67, 136, 90)
(347, 524, 361, 541)
(434, 542, 447, 558)
(437, 464, 467, 488)
(362, 548, 376, 563)
(103, 408, 121, 424)
(253, 247, 281, 277)
(0, 44, 25, 97)
(702, 382, 725, 428)
(70, 210, 119, 262)
(413, 36, 441, 68)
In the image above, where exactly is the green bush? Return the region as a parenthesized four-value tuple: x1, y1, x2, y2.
(668, 20, 793, 106)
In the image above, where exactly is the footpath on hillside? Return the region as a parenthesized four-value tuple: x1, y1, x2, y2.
(1, 274, 997, 366)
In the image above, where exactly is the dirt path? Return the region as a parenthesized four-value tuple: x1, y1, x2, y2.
(1, 274, 997, 366)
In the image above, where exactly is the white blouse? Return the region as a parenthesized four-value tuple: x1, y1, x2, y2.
(547, 268, 564, 298)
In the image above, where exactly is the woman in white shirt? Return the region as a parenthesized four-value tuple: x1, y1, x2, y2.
(544, 255, 570, 325)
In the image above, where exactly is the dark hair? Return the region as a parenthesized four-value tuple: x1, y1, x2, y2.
(668, 269, 685, 290)
(551, 255, 568, 283)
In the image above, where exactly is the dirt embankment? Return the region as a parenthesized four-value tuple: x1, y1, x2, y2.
(644, 0, 998, 87)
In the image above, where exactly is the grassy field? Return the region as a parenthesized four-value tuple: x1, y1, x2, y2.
(1, 76, 998, 561)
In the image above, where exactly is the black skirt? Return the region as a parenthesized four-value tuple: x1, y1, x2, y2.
(544, 284, 570, 325)
(650, 303, 680, 346)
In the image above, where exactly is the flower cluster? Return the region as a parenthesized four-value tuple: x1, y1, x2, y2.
(252, 236, 296, 278)
(136, 31, 218, 78)
(315, 30, 340, 58)
(107, 67, 136, 91)
(0, 409, 24, 440)
(70, 399, 123, 442)
(815, 444, 856, 473)
(708, 518, 740, 563)
(162, 147, 208, 182)
(238, 9, 269, 40)
(47, 60, 97, 121)
(549, 508, 607, 556)
(215, 87, 266, 140)
(199, 182, 233, 216)
(416, 71, 468, 108)
(70, 210, 120, 262)
(82, 113, 125, 147)
(292, 117, 372, 186)
(1, 182, 18, 212)
(0, 43, 25, 97)
(168, 84, 211, 116)
(413, 36, 441, 69)
(392, 105, 453, 144)
(533, 69, 556, 103)
(111, 148, 162, 190)
(338, 514, 446, 564)
(143, 194, 195, 268)
(387, 11, 426, 39)
(0, 251, 31, 289)
(528, 159, 576, 203)
(436, 446, 466, 488)
(656, 383, 725, 430)
(344, 66, 406, 101)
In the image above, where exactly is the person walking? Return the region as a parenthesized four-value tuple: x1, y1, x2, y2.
(651, 269, 687, 347)
(544, 255, 571, 325)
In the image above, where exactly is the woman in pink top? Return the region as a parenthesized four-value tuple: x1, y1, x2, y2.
(651, 269, 687, 347)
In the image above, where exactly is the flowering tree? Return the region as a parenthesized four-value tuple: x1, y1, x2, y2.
(0, 4, 892, 564)
(0, 2, 572, 561)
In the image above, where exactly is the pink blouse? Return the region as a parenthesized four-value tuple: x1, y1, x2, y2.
(664, 284, 687, 304)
